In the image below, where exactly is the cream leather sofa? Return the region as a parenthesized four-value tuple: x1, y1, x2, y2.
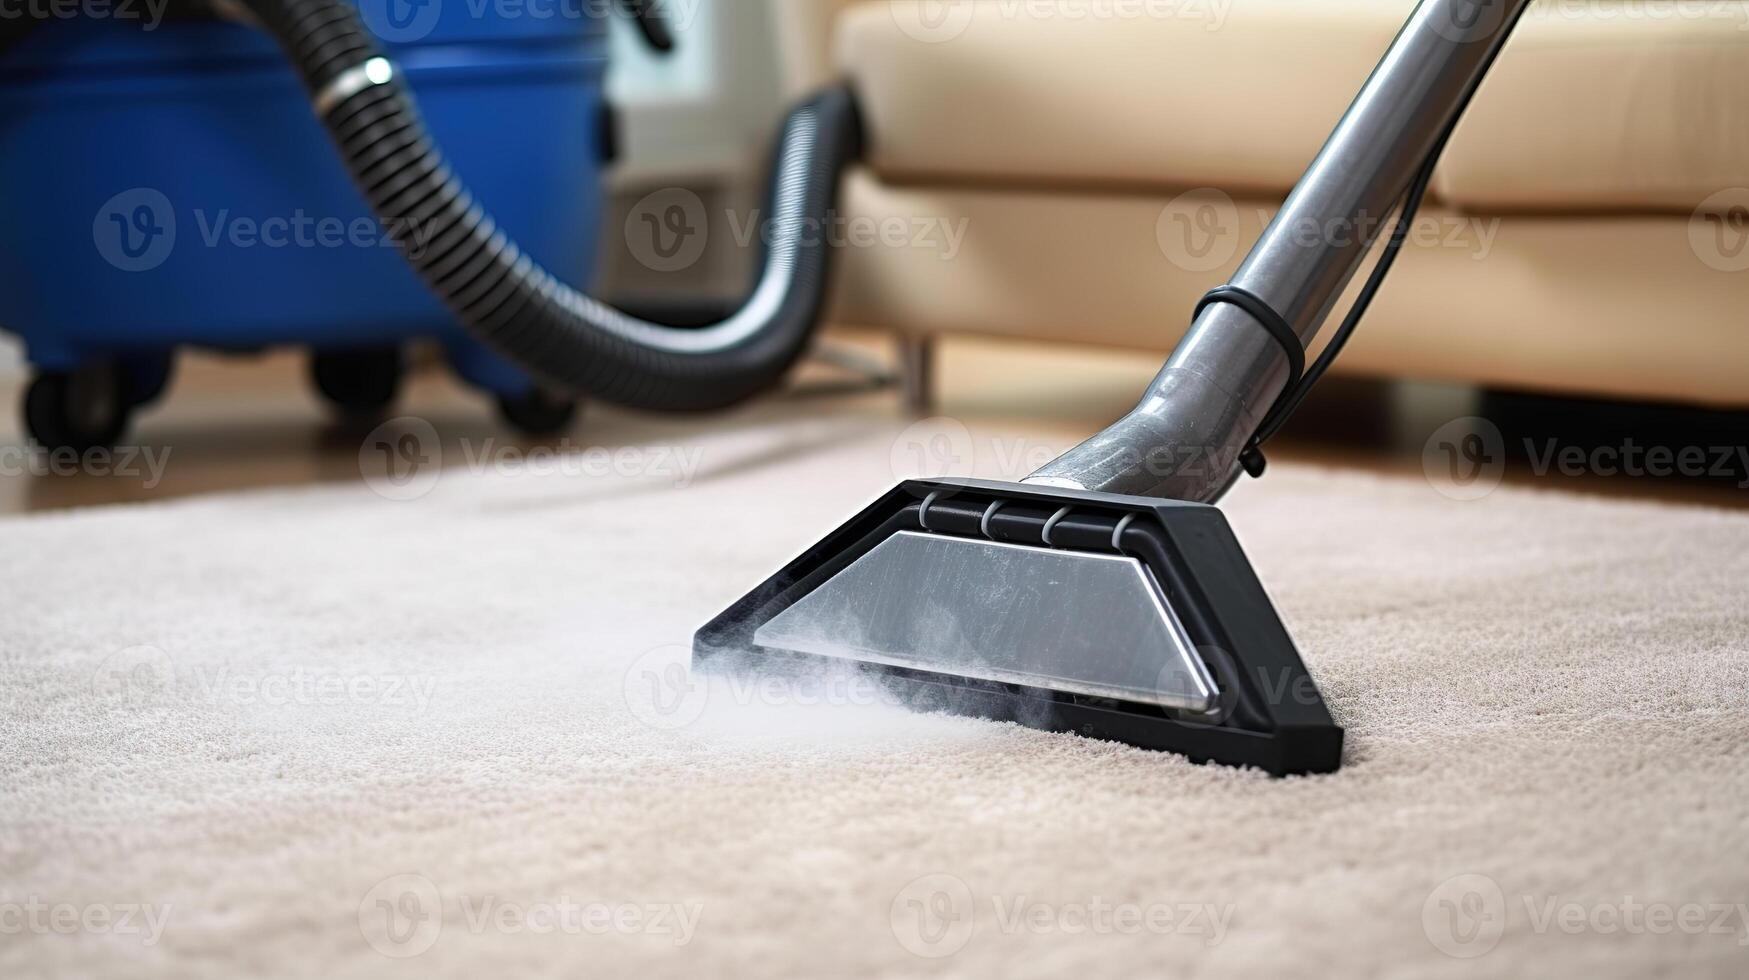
(778, 0, 1749, 408)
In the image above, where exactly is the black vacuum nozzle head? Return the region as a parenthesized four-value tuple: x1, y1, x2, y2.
(695, 479, 1342, 776)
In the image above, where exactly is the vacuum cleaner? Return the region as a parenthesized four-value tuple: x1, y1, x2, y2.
(16, 0, 1527, 774)
(0, 0, 678, 449)
(692, 0, 1534, 777)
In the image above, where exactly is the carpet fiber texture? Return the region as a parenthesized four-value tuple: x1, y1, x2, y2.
(3, 410, 1747, 978)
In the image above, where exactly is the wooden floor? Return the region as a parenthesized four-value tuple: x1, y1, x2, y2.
(2, 332, 1744, 514)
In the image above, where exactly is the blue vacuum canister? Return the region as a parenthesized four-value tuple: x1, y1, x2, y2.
(0, 1, 610, 448)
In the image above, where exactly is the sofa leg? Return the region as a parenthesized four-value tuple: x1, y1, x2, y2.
(896, 334, 935, 414)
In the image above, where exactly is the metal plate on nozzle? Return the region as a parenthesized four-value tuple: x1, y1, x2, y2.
(752, 530, 1219, 713)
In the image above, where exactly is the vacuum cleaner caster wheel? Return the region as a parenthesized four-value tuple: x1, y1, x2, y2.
(24, 364, 132, 453)
(310, 347, 403, 418)
(496, 389, 579, 435)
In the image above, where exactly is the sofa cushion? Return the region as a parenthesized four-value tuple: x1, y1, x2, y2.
(839, 0, 1749, 212)
(828, 170, 1749, 407)
(839, 0, 1409, 195)
(1438, 2, 1749, 212)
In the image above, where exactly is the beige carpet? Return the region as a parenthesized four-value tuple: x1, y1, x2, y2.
(2, 406, 1747, 979)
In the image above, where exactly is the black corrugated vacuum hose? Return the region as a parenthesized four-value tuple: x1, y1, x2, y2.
(243, 0, 862, 411)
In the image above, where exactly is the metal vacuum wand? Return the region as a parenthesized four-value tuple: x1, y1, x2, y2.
(1026, 0, 1534, 502)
